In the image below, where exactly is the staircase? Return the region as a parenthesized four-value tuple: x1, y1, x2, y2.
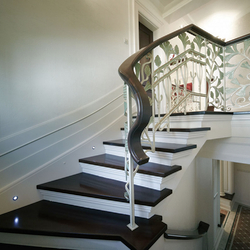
(0, 111, 232, 250)
(1, 23, 244, 249)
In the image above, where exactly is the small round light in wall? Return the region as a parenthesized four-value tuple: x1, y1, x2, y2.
(12, 196, 18, 201)
(92, 146, 95, 150)
(14, 217, 19, 224)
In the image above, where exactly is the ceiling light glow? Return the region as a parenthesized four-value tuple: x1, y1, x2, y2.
(201, 11, 238, 41)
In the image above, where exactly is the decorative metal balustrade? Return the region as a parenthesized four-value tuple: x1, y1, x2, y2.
(225, 39, 250, 110)
(118, 24, 250, 230)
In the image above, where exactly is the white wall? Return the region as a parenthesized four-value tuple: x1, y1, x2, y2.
(162, 159, 198, 230)
(0, 0, 128, 138)
(234, 162, 250, 207)
(0, 0, 129, 213)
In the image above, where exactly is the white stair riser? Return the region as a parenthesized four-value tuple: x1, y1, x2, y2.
(104, 144, 191, 166)
(122, 131, 207, 144)
(0, 232, 129, 250)
(39, 190, 153, 219)
(80, 162, 178, 191)
(220, 197, 235, 211)
(169, 114, 232, 139)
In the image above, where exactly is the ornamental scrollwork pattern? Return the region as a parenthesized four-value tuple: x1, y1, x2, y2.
(225, 39, 250, 110)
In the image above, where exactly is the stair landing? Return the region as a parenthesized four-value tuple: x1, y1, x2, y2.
(0, 200, 167, 250)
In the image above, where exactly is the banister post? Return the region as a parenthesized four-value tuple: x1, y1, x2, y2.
(126, 84, 138, 231)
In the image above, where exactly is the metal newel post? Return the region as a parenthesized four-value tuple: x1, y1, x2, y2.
(126, 84, 138, 231)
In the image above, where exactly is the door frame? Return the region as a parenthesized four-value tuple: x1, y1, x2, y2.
(128, 0, 164, 55)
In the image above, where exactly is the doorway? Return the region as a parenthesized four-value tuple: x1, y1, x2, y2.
(138, 22, 153, 97)
(139, 22, 153, 49)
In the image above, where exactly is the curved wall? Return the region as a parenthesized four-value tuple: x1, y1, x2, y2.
(0, 0, 129, 214)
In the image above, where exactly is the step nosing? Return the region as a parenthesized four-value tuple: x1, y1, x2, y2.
(121, 127, 211, 132)
(37, 173, 172, 207)
(79, 154, 182, 178)
(103, 140, 197, 153)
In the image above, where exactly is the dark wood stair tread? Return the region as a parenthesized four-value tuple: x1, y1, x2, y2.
(234, 111, 250, 115)
(0, 200, 167, 250)
(164, 221, 209, 240)
(133, 111, 233, 119)
(79, 154, 182, 178)
(121, 127, 211, 132)
(169, 111, 233, 116)
(37, 173, 172, 207)
(166, 127, 210, 132)
(0, 243, 67, 250)
(103, 139, 197, 153)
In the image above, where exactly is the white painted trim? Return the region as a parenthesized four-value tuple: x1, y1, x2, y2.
(39, 190, 153, 219)
(122, 130, 208, 144)
(220, 197, 235, 211)
(128, 0, 137, 55)
(169, 114, 233, 123)
(80, 162, 175, 191)
(104, 144, 191, 166)
(232, 113, 250, 122)
(136, 0, 164, 29)
(162, 0, 192, 19)
(198, 136, 250, 165)
(154, 131, 207, 144)
(128, 0, 164, 55)
(222, 161, 235, 195)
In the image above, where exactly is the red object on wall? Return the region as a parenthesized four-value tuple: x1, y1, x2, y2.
(179, 83, 192, 91)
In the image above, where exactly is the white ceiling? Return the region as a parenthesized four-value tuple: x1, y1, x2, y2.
(149, 0, 250, 41)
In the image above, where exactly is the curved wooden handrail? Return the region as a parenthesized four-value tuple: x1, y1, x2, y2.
(118, 51, 151, 165)
(118, 24, 250, 165)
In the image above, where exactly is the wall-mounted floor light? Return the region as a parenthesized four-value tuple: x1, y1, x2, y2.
(12, 196, 18, 201)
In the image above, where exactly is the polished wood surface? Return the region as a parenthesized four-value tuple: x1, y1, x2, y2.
(164, 221, 209, 240)
(0, 201, 167, 250)
(103, 139, 197, 153)
(79, 154, 182, 178)
(37, 173, 172, 207)
(122, 127, 211, 132)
